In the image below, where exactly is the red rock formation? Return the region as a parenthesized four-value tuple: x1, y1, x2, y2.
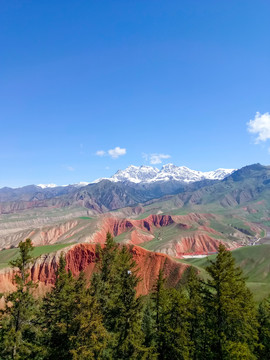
(157, 234, 239, 258)
(0, 243, 189, 297)
(175, 234, 224, 255)
(172, 213, 215, 224)
(90, 213, 242, 258)
(129, 230, 154, 245)
(92, 214, 176, 244)
(31, 220, 79, 245)
(199, 226, 220, 235)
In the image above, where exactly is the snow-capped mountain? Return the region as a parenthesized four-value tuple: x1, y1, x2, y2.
(110, 165, 160, 183)
(37, 183, 58, 189)
(36, 165, 235, 189)
(37, 182, 90, 189)
(95, 164, 236, 184)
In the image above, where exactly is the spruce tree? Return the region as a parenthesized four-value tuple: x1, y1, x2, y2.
(91, 233, 147, 359)
(185, 266, 206, 360)
(42, 254, 76, 360)
(42, 255, 108, 360)
(151, 270, 167, 358)
(0, 239, 43, 360)
(91, 232, 119, 331)
(69, 273, 108, 360)
(257, 296, 270, 359)
(151, 270, 189, 360)
(112, 245, 147, 359)
(204, 244, 258, 360)
(142, 297, 156, 355)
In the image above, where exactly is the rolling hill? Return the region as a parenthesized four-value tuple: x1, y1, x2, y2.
(182, 244, 270, 301)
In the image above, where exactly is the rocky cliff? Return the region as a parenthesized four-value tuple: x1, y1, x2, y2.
(0, 243, 189, 297)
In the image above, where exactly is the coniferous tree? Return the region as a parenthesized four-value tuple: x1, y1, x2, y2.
(165, 288, 189, 359)
(142, 297, 156, 355)
(257, 296, 270, 359)
(69, 273, 108, 360)
(91, 232, 119, 331)
(42, 254, 108, 360)
(204, 244, 258, 360)
(185, 266, 206, 360)
(91, 233, 147, 359)
(42, 254, 77, 360)
(151, 270, 189, 360)
(151, 270, 168, 358)
(0, 239, 43, 360)
(112, 245, 147, 359)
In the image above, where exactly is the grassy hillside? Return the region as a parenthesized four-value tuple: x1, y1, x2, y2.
(0, 243, 72, 270)
(135, 164, 270, 227)
(183, 244, 270, 301)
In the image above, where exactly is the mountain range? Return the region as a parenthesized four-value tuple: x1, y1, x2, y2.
(21, 164, 235, 189)
(0, 164, 234, 212)
(37, 164, 236, 189)
(0, 163, 269, 247)
(94, 164, 235, 184)
(0, 163, 268, 215)
(0, 162, 270, 301)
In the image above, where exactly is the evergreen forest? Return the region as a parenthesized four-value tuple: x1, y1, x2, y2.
(0, 235, 270, 360)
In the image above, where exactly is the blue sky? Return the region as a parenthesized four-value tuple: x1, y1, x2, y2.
(1, 0, 270, 187)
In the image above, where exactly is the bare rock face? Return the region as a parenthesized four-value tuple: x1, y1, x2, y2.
(0, 243, 189, 297)
(91, 214, 176, 243)
(0, 220, 80, 250)
(30, 220, 79, 245)
(0, 212, 244, 258)
(175, 235, 225, 256)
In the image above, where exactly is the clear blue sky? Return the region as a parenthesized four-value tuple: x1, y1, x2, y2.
(1, 0, 270, 187)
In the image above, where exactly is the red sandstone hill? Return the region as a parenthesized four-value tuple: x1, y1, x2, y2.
(92, 214, 175, 244)
(91, 213, 240, 256)
(0, 211, 248, 262)
(0, 243, 189, 298)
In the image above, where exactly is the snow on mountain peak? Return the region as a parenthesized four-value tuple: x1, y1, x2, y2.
(96, 164, 236, 184)
(36, 165, 236, 189)
(37, 183, 58, 189)
(110, 165, 159, 183)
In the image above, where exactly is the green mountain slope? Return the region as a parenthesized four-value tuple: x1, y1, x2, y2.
(183, 244, 270, 301)
(0, 243, 72, 269)
(137, 164, 270, 225)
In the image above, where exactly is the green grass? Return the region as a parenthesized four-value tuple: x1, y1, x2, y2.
(164, 209, 192, 216)
(0, 243, 72, 270)
(114, 232, 130, 242)
(182, 244, 270, 301)
(209, 219, 233, 235)
(0, 206, 94, 227)
(140, 223, 196, 252)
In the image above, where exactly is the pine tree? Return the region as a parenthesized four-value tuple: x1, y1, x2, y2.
(91, 232, 120, 332)
(185, 266, 206, 359)
(42, 254, 77, 360)
(204, 244, 258, 360)
(257, 296, 270, 359)
(151, 270, 189, 360)
(91, 233, 148, 359)
(142, 297, 156, 355)
(0, 239, 44, 360)
(69, 273, 108, 360)
(151, 270, 167, 358)
(42, 255, 108, 360)
(112, 245, 147, 359)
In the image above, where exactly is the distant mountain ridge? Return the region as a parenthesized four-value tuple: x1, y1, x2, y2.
(1, 163, 270, 258)
(94, 164, 236, 184)
(0, 164, 235, 191)
(1, 164, 269, 217)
